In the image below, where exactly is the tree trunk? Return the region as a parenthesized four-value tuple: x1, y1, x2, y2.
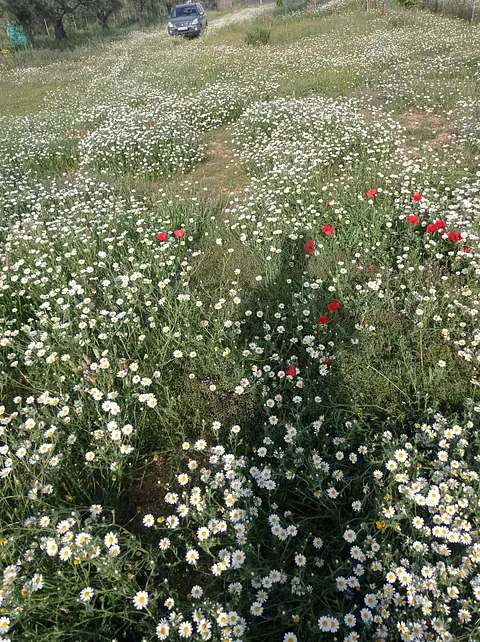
(97, 14, 110, 30)
(54, 17, 67, 39)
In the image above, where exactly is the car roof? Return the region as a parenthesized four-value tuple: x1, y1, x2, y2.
(175, 2, 202, 7)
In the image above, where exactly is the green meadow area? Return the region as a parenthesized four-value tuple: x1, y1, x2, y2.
(1, 2, 480, 640)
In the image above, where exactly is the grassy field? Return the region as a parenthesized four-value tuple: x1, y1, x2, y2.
(1, 2, 480, 641)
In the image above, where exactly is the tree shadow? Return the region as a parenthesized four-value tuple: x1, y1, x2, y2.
(236, 234, 360, 431)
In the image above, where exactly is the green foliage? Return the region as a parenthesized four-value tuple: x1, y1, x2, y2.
(127, 0, 171, 16)
(6, 0, 37, 27)
(273, 0, 308, 15)
(92, 0, 123, 28)
(2, 0, 174, 41)
(244, 22, 271, 44)
(397, 0, 418, 8)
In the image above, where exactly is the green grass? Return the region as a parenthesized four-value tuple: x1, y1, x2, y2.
(2, 3, 480, 641)
(0, 79, 78, 116)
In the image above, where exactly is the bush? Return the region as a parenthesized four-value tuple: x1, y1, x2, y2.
(244, 24, 271, 45)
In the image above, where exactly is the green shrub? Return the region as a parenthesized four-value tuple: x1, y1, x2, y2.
(244, 23, 271, 45)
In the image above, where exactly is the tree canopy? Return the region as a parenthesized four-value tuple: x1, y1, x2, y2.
(3, 0, 180, 39)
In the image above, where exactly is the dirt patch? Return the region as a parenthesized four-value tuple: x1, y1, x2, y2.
(399, 108, 454, 154)
(191, 128, 250, 199)
(118, 456, 171, 533)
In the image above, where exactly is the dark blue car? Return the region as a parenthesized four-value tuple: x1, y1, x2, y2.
(168, 3, 208, 38)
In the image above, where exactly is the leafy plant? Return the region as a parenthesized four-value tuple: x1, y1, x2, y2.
(244, 23, 271, 45)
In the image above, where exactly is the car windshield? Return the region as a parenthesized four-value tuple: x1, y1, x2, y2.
(172, 5, 198, 17)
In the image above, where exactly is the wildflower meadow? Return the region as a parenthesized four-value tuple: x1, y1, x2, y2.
(1, 2, 480, 642)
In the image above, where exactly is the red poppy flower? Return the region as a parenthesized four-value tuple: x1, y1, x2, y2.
(174, 229, 185, 239)
(464, 246, 469, 253)
(327, 301, 340, 312)
(426, 224, 437, 233)
(366, 188, 377, 199)
(447, 231, 462, 242)
(413, 193, 422, 202)
(81, 131, 87, 137)
(286, 366, 297, 376)
(322, 224, 334, 236)
(434, 219, 446, 229)
(62, 134, 67, 139)
(327, 200, 332, 206)
(325, 358, 331, 366)
(156, 232, 167, 241)
(303, 239, 315, 255)
(368, 265, 375, 270)
(408, 215, 419, 224)
(318, 316, 329, 325)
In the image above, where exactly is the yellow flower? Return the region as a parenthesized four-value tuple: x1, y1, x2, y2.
(1, 49, 8, 55)
(376, 521, 385, 529)
(292, 615, 300, 623)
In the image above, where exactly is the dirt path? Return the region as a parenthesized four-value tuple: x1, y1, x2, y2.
(208, 4, 272, 31)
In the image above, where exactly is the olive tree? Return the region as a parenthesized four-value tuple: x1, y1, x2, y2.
(94, 0, 123, 29)
(32, 0, 85, 38)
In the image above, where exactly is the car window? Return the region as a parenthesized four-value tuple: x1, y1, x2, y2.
(198, 4, 204, 13)
(172, 6, 198, 17)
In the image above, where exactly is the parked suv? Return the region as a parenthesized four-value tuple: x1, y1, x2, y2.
(168, 3, 208, 38)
